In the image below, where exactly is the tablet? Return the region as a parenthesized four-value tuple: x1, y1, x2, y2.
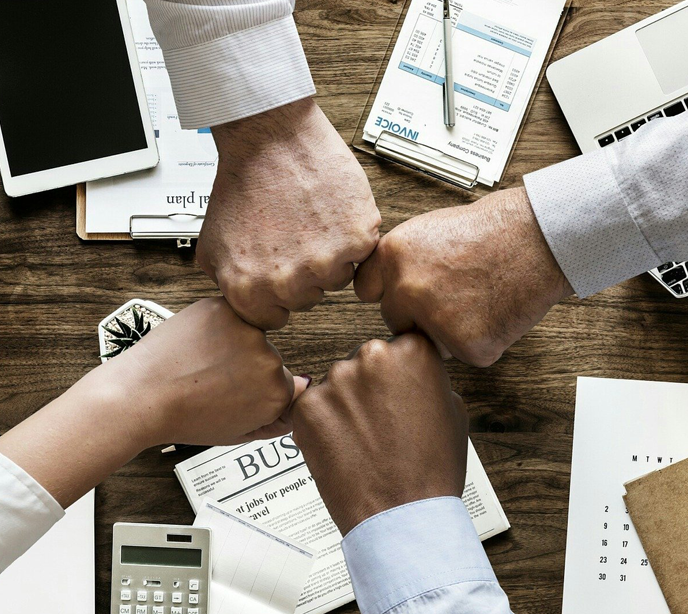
(0, 0, 159, 197)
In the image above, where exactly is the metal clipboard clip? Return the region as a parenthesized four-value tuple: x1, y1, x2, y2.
(373, 131, 480, 190)
(130, 213, 205, 248)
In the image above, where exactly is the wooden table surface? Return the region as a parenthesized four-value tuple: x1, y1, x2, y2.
(2, 0, 688, 611)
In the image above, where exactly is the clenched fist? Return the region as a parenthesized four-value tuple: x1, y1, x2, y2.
(291, 334, 468, 536)
(197, 98, 381, 330)
(354, 187, 573, 367)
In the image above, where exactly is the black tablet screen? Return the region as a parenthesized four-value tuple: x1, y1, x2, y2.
(0, 1, 147, 177)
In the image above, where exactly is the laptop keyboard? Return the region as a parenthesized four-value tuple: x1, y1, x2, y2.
(596, 94, 688, 298)
(597, 96, 688, 148)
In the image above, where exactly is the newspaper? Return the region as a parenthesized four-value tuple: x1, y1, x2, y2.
(175, 435, 509, 614)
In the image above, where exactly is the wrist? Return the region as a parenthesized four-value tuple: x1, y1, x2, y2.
(211, 97, 323, 167)
(509, 187, 574, 303)
(83, 358, 168, 452)
(0, 361, 154, 508)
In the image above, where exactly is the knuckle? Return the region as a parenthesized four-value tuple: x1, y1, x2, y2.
(327, 358, 355, 383)
(268, 265, 299, 303)
(377, 231, 404, 264)
(307, 254, 337, 280)
(357, 338, 390, 363)
(464, 345, 502, 368)
(395, 332, 433, 357)
(197, 296, 231, 324)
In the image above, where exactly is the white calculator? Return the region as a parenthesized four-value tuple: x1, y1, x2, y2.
(111, 523, 211, 614)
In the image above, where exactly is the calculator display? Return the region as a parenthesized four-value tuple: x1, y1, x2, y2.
(121, 545, 202, 568)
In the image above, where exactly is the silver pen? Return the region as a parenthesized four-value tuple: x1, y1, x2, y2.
(443, 0, 456, 127)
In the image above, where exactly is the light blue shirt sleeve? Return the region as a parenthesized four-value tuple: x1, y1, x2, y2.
(341, 497, 513, 614)
(524, 113, 688, 298)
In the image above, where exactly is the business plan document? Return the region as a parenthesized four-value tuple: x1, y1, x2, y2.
(363, 0, 566, 185)
(85, 0, 216, 233)
(563, 377, 688, 614)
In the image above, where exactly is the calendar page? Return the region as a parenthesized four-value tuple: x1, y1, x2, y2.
(563, 377, 688, 613)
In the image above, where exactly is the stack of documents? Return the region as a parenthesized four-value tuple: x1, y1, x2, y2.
(176, 434, 509, 614)
(85, 0, 216, 235)
(363, 0, 567, 186)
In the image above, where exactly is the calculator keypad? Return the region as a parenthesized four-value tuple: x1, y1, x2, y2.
(116, 579, 205, 614)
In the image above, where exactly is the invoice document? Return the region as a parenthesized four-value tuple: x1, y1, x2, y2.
(363, 0, 567, 186)
(195, 498, 317, 614)
(85, 0, 216, 233)
(563, 377, 688, 614)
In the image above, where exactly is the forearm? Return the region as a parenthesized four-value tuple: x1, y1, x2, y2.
(144, 0, 315, 128)
(0, 361, 151, 509)
(525, 113, 688, 297)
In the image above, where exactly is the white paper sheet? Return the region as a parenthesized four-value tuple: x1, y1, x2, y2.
(0, 490, 94, 613)
(195, 498, 317, 614)
(563, 377, 688, 614)
(85, 0, 217, 233)
(363, 0, 566, 185)
(175, 434, 508, 614)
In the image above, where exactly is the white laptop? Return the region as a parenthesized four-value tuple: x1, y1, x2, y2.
(547, 0, 688, 297)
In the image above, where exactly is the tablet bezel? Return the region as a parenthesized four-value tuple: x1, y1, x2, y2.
(0, 0, 159, 198)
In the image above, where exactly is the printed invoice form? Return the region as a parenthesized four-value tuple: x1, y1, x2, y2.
(363, 0, 566, 186)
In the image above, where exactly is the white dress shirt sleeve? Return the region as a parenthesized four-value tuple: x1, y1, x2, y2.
(341, 497, 513, 614)
(143, 0, 316, 129)
(0, 453, 64, 573)
(524, 113, 688, 298)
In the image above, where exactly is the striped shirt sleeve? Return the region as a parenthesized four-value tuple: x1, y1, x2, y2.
(143, 0, 316, 129)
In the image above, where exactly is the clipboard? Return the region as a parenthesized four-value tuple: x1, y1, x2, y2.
(352, 0, 571, 191)
(76, 183, 204, 247)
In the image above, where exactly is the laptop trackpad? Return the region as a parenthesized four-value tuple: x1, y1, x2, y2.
(636, 6, 688, 94)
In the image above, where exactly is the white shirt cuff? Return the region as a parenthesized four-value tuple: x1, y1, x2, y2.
(524, 149, 661, 298)
(341, 497, 498, 614)
(159, 15, 316, 129)
(0, 453, 64, 573)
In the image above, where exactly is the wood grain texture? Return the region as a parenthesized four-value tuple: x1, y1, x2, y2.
(2, 1, 687, 612)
